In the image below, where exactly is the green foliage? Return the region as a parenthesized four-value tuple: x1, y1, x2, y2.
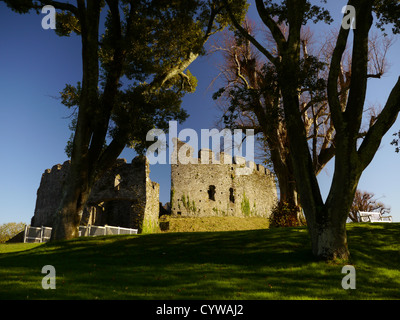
(60, 82, 81, 109)
(3, 0, 250, 160)
(269, 201, 303, 228)
(218, 0, 249, 31)
(192, 200, 197, 213)
(212, 207, 226, 216)
(49, 0, 248, 157)
(2, 0, 40, 14)
(255, 0, 333, 26)
(141, 218, 160, 234)
(181, 194, 197, 214)
(60, 83, 81, 157)
(240, 192, 252, 217)
(0, 222, 26, 243)
(55, 11, 81, 37)
(373, 0, 400, 34)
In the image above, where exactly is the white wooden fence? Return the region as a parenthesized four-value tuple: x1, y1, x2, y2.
(23, 225, 52, 243)
(23, 224, 138, 243)
(78, 225, 138, 237)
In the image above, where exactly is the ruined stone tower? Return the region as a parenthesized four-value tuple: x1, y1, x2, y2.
(31, 156, 159, 232)
(170, 138, 277, 218)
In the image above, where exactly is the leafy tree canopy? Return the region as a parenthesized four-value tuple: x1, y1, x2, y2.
(3, 0, 249, 156)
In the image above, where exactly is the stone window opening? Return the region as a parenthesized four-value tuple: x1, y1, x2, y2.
(208, 185, 216, 201)
(229, 188, 235, 203)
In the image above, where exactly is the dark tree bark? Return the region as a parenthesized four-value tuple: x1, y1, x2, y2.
(51, 1, 102, 240)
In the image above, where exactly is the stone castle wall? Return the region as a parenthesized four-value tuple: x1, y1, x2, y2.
(170, 138, 277, 218)
(32, 162, 70, 228)
(32, 139, 277, 232)
(32, 156, 159, 232)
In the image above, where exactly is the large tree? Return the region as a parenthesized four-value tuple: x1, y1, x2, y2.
(212, 18, 392, 221)
(211, 22, 336, 210)
(226, 0, 400, 260)
(3, 0, 248, 240)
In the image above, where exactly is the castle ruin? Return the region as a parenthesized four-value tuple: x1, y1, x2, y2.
(31, 156, 159, 233)
(32, 139, 277, 232)
(170, 138, 277, 218)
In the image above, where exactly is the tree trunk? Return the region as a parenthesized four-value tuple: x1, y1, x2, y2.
(51, 189, 89, 240)
(266, 133, 296, 206)
(307, 207, 350, 260)
(50, 160, 91, 240)
(50, 2, 101, 241)
(277, 171, 298, 206)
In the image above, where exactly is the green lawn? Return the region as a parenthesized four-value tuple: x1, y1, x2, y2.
(0, 223, 399, 300)
(159, 216, 270, 232)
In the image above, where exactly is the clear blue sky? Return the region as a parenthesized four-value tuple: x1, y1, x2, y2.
(0, 1, 399, 225)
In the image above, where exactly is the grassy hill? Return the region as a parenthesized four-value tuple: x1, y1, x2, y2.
(159, 216, 270, 232)
(0, 223, 399, 300)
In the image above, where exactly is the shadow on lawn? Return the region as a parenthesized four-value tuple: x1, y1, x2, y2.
(1, 224, 399, 299)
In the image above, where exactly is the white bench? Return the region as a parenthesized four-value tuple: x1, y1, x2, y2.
(358, 211, 392, 223)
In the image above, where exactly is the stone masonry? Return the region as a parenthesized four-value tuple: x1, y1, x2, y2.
(170, 138, 277, 218)
(31, 156, 159, 233)
(32, 139, 278, 232)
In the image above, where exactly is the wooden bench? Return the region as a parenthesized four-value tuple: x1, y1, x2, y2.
(358, 211, 392, 223)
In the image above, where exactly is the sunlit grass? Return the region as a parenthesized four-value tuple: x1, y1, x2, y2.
(0, 223, 399, 300)
(0, 243, 41, 253)
(159, 216, 270, 232)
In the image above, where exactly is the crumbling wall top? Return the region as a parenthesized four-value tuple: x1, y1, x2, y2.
(172, 138, 270, 176)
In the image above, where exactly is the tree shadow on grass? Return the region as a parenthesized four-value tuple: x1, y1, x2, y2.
(1, 225, 399, 299)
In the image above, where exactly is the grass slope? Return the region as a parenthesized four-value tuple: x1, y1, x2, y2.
(160, 216, 270, 232)
(0, 223, 399, 300)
